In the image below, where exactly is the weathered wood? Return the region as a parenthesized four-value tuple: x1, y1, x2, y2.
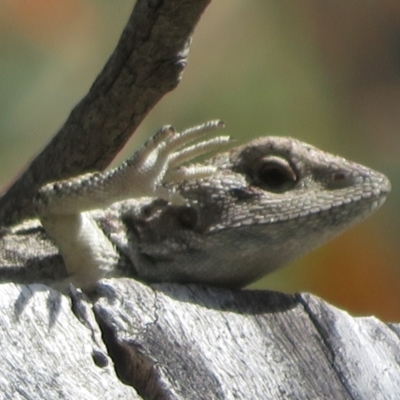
(93, 280, 400, 398)
(0, 283, 138, 399)
(1, 279, 399, 399)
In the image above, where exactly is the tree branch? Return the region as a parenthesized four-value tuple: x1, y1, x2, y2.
(0, 0, 211, 227)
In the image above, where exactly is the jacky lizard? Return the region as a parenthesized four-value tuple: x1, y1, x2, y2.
(0, 121, 391, 290)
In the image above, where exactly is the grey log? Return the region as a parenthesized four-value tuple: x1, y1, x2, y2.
(1, 279, 399, 399)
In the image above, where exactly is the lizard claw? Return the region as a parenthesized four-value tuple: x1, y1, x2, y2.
(34, 121, 231, 291)
(116, 119, 230, 202)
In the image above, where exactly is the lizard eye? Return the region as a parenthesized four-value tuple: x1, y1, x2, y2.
(256, 156, 297, 192)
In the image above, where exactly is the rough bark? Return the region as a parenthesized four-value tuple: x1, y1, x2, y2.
(0, 0, 211, 227)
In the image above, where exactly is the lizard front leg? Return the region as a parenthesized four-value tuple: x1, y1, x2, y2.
(34, 120, 229, 290)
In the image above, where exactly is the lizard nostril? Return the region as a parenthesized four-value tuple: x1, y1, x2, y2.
(332, 170, 353, 186)
(325, 170, 354, 189)
(332, 171, 349, 182)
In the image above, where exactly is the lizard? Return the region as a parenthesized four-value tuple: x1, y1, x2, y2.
(0, 121, 391, 292)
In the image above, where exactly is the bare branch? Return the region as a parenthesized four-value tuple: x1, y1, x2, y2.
(0, 0, 211, 227)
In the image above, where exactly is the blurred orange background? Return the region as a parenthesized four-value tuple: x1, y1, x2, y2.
(1, 1, 399, 321)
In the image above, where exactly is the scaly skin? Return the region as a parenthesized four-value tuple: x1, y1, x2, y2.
(0, 123, 391, 291)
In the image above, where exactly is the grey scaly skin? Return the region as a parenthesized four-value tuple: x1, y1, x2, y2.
(0, 122, 391, 291)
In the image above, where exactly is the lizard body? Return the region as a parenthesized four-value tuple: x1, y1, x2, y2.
(0, 122, 390, 290)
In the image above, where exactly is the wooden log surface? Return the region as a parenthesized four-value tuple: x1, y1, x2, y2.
(0, 283, 138, 399)
(1, 279, 399, 399)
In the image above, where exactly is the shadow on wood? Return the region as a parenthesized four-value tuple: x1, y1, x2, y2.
(1, 279, 399, 399)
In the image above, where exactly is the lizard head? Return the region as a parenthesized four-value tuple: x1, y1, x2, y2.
(120, 137, 391, 288)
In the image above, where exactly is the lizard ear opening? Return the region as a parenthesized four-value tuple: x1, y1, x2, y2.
(177, 206, 198, 230)
(254, 156, 297, 193)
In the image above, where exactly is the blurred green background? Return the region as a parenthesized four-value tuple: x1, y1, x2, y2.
(1, 1, 400, 320)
